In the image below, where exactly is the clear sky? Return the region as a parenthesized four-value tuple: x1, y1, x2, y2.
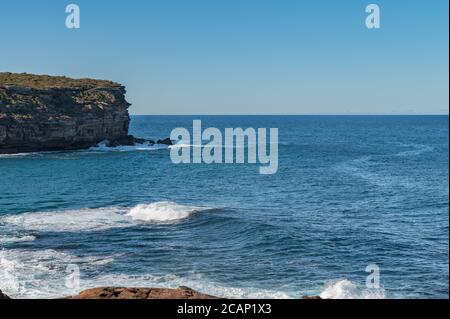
(0, 0, 448, 115)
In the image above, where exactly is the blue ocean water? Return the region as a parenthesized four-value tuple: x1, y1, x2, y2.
(0, 115, 448, 299)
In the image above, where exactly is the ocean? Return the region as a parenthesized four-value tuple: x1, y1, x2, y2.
(0, 115, 448, 299)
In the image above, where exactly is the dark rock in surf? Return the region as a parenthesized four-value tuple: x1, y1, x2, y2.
(132, 137, 155, 145)
(0, 289, 11, 299)
(157, 137, 173, 146)
(105, 135, 155, 147)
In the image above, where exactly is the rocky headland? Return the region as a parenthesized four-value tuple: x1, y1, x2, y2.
(0, 72, 163, 154)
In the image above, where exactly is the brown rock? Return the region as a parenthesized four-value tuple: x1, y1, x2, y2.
(302, 296, 322, 299)
(66, 286, 220, 299)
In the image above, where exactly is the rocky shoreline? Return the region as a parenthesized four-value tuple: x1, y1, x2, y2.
(1, 287, 321, 300)
(0, 72, 172, 154)
(66, 286, 219, 299)
(0, 287, 218, 300)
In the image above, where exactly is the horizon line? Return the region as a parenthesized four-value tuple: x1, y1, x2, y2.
(129, 114, 450, 116)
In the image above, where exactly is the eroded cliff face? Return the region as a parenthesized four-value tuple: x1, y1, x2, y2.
(0, 73, 132, 154)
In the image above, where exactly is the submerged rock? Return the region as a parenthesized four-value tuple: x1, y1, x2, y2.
(0, 72, 132, 154)
(66, 286, 219, 299)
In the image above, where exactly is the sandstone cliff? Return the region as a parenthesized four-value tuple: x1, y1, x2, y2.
(0, 72, 132, 154)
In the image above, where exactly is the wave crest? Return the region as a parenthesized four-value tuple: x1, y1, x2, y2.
(320, 279, 385, 299)
(126, 201, 207, 223)
(1, 201, 211, 233)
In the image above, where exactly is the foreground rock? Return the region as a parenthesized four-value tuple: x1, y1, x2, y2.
(0, 290, 10, 299)
(1, 286, 321, 299)
(0, 72, 132, 154)
(302, 295, 322, 299)
(66, 286, 219, 299)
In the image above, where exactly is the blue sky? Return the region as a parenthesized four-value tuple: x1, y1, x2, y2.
(0, 0, 448, 114)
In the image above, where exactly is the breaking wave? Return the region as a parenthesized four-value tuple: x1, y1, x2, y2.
(320, 279, 385, 299)
(0, 249, 117, 299)
(126, 201, 208, 223)
(0, 201, 211, 234)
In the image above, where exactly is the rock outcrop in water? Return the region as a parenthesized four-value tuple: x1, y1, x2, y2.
(66, 286, 219, 299)
(0, 289, 10, 299)
(157, 137, 173, 146)
(0, 72, 134, 154)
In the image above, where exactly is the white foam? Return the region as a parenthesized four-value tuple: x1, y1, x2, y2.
(0, 249, 116, 299)
(0, 152, 35, 158)
(0, 201, 210, 233)
(169, 140, 254, 149)
(320, 279, 385, 299)
(169, 142, 204, 149)
(126, 201, 206, 223)
(1, 207, 130, 232)
(89, 140, 167, 152)
(0, 235, 36, 245)
(0, 246, 293, 299)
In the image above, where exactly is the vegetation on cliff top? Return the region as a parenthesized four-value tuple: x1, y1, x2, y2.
(0, 72, 121, 89)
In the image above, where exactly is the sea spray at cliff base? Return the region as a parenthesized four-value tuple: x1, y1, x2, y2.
(89, 141, 168, 153)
